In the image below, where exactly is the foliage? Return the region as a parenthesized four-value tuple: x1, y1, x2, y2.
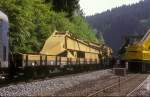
(0, 0, 99, 53)
(70, 16, 98, 42)
(52, 0, 79, 17)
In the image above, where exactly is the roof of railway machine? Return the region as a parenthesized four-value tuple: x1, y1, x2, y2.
(40, 31, 109, 58)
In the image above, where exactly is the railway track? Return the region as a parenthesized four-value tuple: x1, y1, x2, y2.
(87, 74, 148, 97)
(53, 73, 132, 96)
(126, 75, 150, 96)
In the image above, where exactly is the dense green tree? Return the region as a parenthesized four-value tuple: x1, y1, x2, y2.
(0, 0, 52, 53)
(52, 0, 79, 17)
(0, 0, 99, 53)
(87, 0, 150, 54)
(0, 0, 35, 52)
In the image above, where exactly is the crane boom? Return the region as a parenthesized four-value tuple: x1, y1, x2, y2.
(139, 29, 150, 49)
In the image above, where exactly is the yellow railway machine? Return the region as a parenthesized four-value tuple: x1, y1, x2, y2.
(121, 29, 150, 72)
(40, 31, 102, 64)
(13, 31, 112, 70)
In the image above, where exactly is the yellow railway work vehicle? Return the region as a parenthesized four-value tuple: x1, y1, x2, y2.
(40, 31, 101, 65)
(12, 31, 113, 78)
(121, 29, 150, 73)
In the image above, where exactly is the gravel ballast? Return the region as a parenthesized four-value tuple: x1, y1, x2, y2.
(129, 75, 150, 96)
(0, 69, 112, 96)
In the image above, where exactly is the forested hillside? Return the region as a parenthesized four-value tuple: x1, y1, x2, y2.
(0, 0, 99, 53)
(87, 0, 150, 54)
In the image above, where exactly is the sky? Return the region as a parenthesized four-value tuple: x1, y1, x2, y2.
(79, 0, 142, 16)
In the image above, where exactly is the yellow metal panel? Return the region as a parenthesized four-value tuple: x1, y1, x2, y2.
(140, 29, 150, 49)
(80, 58, 84, 62)
(23, 54, 26, 60)
(39, 31, 108, 60)
(61, 57, 67, 61)
(123, 51, 142, 60)
(79, 58, 85, 64)
(123, 50, 150, 61)
(85, 53, 99, 59)
(67, 51, 76, 58)
(47, 56, 56, 60)
(122, 30, 150, 61)
(66, 37, 99, 54)
(40, 34, 65, 55)
(28, 54, 41, 61)
(142, 51, 150, 60)
(71, 58, 77, 62)
(40, 55, 46, 60)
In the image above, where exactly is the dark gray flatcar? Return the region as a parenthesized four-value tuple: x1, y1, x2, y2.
(0, 11, 9, 77)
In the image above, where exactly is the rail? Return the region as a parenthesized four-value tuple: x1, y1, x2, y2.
(87, 74, 139, 97)
(126, 75, 149, 97)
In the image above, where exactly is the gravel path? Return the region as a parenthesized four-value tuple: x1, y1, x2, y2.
(0, 69, 112, 96)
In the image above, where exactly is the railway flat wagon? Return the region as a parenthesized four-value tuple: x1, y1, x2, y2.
(11, 31, 113, 78)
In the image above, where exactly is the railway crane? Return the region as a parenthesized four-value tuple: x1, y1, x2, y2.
(121, 29, 150, 73)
